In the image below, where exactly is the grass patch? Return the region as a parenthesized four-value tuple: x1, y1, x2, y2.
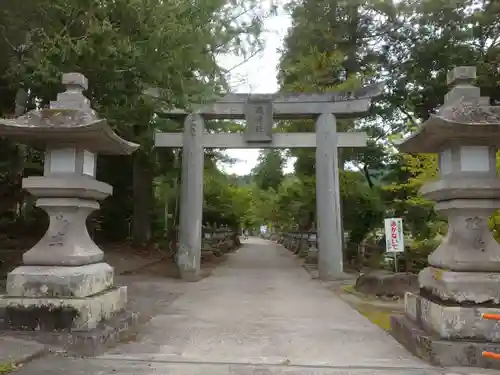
(341, 284, 373, 301)
(339, 283, 403, 332)
(355, 303, 399, 331)
(343, 285, 355, 294)
(0, 362, 15, 375)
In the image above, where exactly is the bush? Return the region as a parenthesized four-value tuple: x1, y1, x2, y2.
(404, 238, 440, 272)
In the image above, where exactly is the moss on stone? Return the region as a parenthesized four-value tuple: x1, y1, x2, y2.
(0, 362, 15, 375)
(355, 303, 397, 331)
(339, 282, 404, 332)
(343, 285, 355, 294)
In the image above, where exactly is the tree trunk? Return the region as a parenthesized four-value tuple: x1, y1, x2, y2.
(132, 150, 153, 246)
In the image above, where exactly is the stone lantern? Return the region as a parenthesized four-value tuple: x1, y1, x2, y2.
(0, 73, 139, 335)
(391, 66, 500, 369)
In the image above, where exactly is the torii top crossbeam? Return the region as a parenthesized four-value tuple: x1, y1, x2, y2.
(157, 84, 383, 120)
(154, 84, 382, 149)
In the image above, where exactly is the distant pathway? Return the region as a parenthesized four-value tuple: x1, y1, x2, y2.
(15, 238, 482, 374)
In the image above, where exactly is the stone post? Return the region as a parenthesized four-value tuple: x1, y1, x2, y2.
(177, 113, 205, 281)
(0, 73, 139, 334)
(305, 222, 318, 265)
(315, 112, 343, 280)
(391, 66, 500, 369)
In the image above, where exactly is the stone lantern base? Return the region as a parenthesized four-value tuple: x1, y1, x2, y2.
(0, 179, 140, 355)
(2, 264, 127, 331)
(0, 265, 140, 356)
(0, 264, 140, 356)
(391, 290, 500, 370)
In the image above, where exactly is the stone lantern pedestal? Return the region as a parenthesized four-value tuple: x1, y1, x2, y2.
(306, 232, 318, 265)
(390, 66, 500, 369)
(0, 73, 139, 353)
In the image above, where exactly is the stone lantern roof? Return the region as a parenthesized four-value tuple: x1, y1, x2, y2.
(397, 67, 500, 153)
(0, 73, 138, 155)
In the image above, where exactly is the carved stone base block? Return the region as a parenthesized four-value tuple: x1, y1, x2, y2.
(22, 197, 105, 266)
(0, 310, 140, 356)
(390, 292, 500, 369)
(6, 263, 114, 298)
(405, 292, 500, 341)
(419, 266, 500, 304)
(391, 314, 500, 369)
(0, 286, 127, 331)
(425, 201, 500, 272)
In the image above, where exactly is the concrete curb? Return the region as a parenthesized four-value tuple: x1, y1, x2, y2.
(117, 257, 166, 275)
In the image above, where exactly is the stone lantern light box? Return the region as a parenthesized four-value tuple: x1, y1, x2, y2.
(45, 148, 96, 177)
(0, 73, 139, 333)
(390, 66, 500, 369)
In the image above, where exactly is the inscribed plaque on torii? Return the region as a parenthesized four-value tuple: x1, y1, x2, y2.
(244, 95, 273, 143)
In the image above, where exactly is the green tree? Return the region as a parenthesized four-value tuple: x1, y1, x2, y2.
(380, 0, 500, 240)
(0, 0, 267, 250)
(251, 150, 285, 191)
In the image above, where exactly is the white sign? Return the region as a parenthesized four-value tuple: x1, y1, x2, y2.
(384, 218, 404, 252)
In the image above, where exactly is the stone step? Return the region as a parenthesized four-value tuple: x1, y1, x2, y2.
(0, 336, 48, 365)
(10, 356, 478, 375)
(1, 310, 140, 357)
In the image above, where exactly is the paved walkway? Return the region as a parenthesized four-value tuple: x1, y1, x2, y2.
(14, 238, 488, 374)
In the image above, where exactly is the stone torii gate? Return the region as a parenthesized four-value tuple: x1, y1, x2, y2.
(154, 87, 381, 281)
